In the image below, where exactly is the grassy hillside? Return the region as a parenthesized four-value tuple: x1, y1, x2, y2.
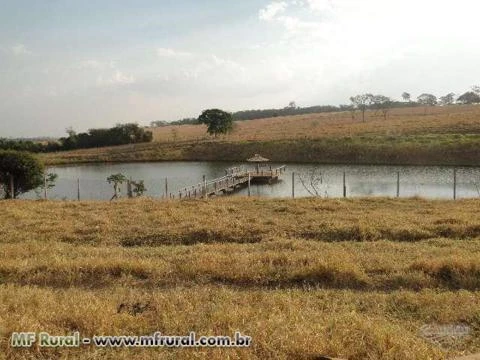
(1, 197, 480, 359)
(41, 105, 480, 165)
(151, 105, 480, 142)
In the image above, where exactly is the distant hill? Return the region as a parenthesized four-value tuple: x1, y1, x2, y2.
(150, 101, 419, 127)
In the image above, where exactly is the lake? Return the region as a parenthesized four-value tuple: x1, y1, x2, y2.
(22, 162, 480, 200)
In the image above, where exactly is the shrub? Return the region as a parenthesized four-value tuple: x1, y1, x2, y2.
(0, 150, 44, 199)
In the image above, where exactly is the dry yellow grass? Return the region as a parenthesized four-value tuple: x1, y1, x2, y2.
(40, 104, 480, 166)
(151, 105, 480, 142)
(1, 197, 480, 359)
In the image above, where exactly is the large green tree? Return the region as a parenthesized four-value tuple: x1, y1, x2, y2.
(417, 93, 437, 115)
(0, 150, 44, 199)
(457, 91, 480, 105)
(198, 109, 233, 137)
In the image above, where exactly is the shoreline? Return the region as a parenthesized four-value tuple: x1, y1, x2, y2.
(40, 135, 480, 167)
(44, 158, 480, 168)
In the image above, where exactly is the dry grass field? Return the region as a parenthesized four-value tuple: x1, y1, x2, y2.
(150, 105, 480, 142)
(1, 197, 480, 359)
(40, 105, 480, 166)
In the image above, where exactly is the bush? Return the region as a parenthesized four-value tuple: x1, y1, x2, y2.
(0, 150, 44, 199)
(60, 123, 153, 150)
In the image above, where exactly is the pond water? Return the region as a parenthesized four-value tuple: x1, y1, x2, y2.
(22, 162, 480, 200)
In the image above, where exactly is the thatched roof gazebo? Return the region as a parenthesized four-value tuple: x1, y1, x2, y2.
(247, 154, 269, 162)
(247, 154, 270, 173)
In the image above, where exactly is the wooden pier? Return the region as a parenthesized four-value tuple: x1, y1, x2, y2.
(171, 165, 286, 199)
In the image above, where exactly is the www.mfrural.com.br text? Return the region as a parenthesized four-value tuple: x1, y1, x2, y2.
(10, 331, 252, 348)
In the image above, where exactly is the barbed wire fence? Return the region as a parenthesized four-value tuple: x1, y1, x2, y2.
(5, 167, 480, 201)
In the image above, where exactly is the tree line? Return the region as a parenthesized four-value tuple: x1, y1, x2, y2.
(151, 86, 480, 127)
(0, 123, 153, 153)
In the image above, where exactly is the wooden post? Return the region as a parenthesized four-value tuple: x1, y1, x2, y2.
(248, 173, 251, 197)
(9, 174, 14, 199)
(77, 178, 80, 201)
(165, 178, 168, 199)
(343, 172, 346, 198)
(44, 173, 47, 200)
(396, 172, 400, 198)
(453, 168, 457, 200)
(203, 175, 207, 199)
(292, 172, 295, 199)
(127, 178, 133, 198)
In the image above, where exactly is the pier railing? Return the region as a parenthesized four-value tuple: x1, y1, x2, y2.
(171, 165, 286, 199)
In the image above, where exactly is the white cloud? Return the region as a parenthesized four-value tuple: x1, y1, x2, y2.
(11, 44, 32, 56)
(77, 60, 104, 70)
(157, 47, 192, 58)
(252, 0, 480, 106)
(258, 1, 325, 37)
(259, 1, 288, 21)
(97, 70, 135, 86)
(182, 54, 248, 84)
(73, 59, 135, 86)
(304, 0, 332, 12)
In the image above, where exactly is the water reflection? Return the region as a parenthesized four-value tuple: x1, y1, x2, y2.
(22, 162, 480, 200)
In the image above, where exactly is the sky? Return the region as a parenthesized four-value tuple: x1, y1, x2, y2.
(1, 0, 480, 138)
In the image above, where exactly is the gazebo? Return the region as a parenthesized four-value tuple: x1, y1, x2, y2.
(247, 154, 270, 173)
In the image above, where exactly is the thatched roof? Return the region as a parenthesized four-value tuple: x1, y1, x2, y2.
(247, 154, 270, 162)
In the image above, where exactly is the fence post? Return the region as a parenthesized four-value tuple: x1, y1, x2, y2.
(248, 173, 251, 197)
(9, 174, 14, 199)
(203, 175, 207, 199)
(453, 168, 457, 200)
(343, 172, 346, 198)
(127, 178, 133, 198)
(44, 173, 47, 200)
(292, 172, 295, 199)
(77, 179, 80, 201)
(396, 172, 400, 198)
(165, 178, 168, 199)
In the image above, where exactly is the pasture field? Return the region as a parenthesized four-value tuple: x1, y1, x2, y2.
(1, 197, 479, 359)
(41, 105, 480, 166)
(151, 105, 480, 143)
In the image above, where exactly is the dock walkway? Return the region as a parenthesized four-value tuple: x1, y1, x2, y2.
(171, 165, 286, 199)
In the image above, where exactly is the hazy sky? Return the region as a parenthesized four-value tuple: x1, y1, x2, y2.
(1, 0, 480, 137)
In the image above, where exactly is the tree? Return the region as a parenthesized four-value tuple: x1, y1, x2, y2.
(0, 150, 44, 199)
(35, 172, 58, 199)
(107, 173, 127, 201)
(60, 123, 153, 151)
(402, 92, 411, 102)
(417, 93, 437, 115)
(372, 95, 393, 120)
(457, 91, 480, 105)
(131, 180, 146, 197)
(297, 167, 333, 197)
(350, 94, 374, 122)
(439, 93, 455, 106)
(198, 109, 233, 137)
(286, 101, 297, 109)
